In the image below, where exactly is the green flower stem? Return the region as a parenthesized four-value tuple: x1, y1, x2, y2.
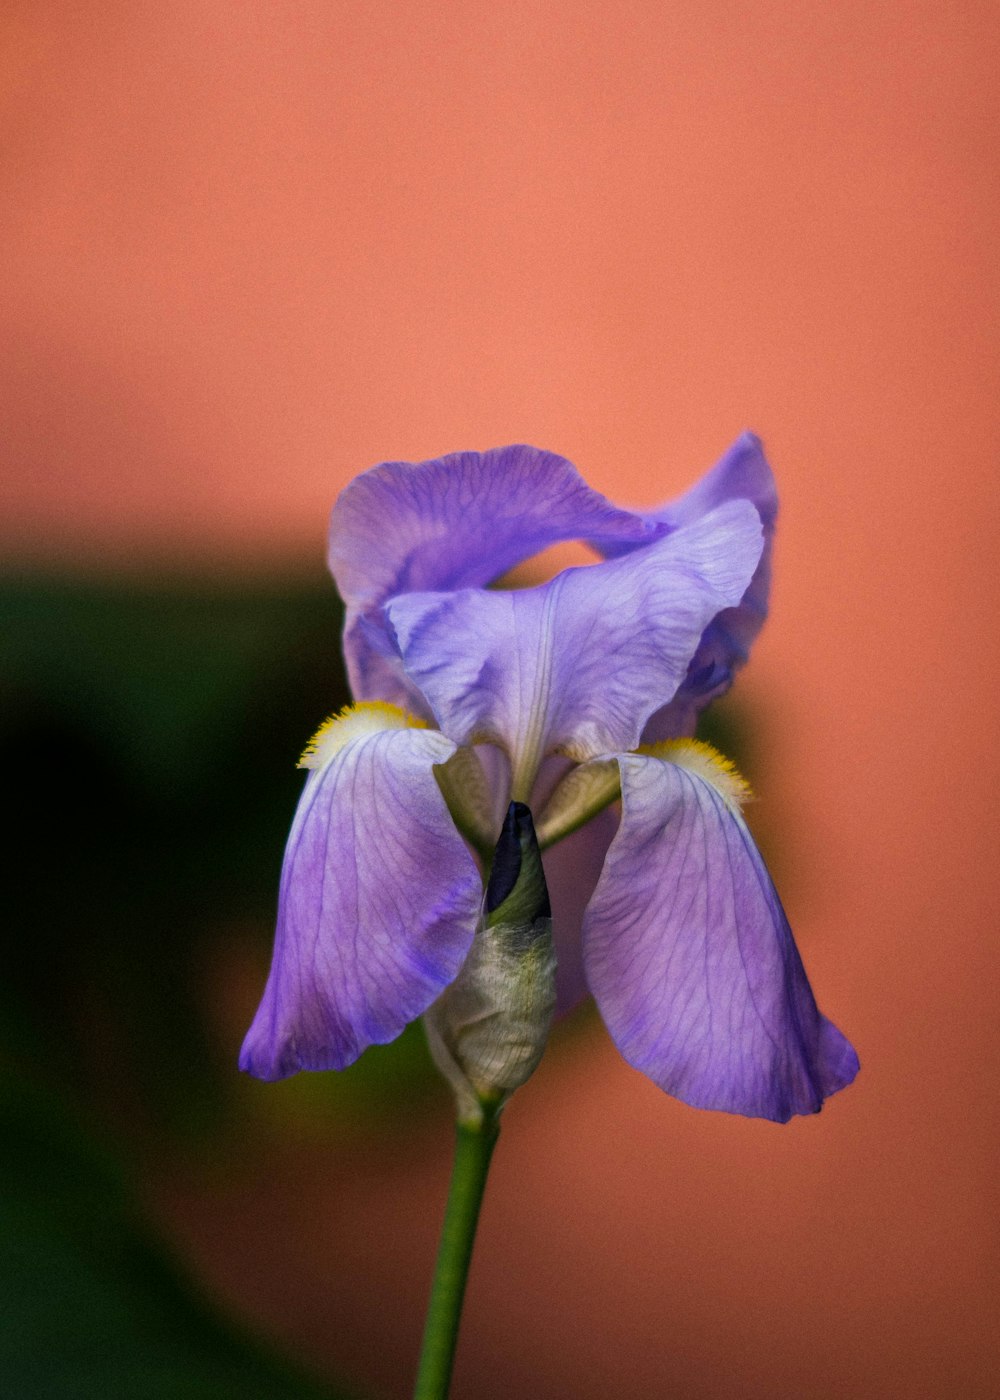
(413, 1104, 501, 1400)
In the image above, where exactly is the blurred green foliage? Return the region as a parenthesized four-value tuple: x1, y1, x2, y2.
(0, 1065, 350, 1399)
(2, 571, 448, 1129)
(4, 574, 333, 1113)
(0, 570, 371, 1397)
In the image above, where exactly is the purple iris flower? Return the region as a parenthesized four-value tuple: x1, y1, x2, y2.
(240, 437, 858, 1122)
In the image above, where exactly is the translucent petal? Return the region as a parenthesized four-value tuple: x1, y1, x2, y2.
(535, 756, 621, 849)
(433, 744, 498, 857)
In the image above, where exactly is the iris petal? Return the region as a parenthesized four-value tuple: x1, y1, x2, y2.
(387, 501, 764, 794)
(239, 728, 482, 1080)
(582, 754, 858, 1121)
(601, 434, 778, 740)
(649, 431, 777, 536)
(328, 444, 655, 705)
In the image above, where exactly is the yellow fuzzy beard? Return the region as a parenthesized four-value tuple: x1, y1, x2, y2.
(637, 737, 753, 811)
(298, 701, 428, 769)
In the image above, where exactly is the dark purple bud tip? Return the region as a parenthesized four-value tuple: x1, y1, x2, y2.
(485, 801, 551, 922)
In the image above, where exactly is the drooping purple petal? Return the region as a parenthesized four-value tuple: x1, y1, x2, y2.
(386, 501, 764, 790)
(582, 754, 858, 1121)
(328, 444, 656, 705)
(601, 434, 778, 740)
(240, 728, 482, 1080)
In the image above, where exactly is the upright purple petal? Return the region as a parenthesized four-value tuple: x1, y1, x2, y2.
(601, 434, 778, 740)
(651, 435, 778, 737)
(582, 754, 858, 1121)
(652, 432, 778, 535)
(328, 444, 655, 704)
(386, 501, 764, 793)
(240, 728, 482, 1080)
(330, 443, 653, 607)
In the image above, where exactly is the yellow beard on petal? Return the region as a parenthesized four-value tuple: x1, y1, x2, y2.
(298, 701, 429, 769)
(637, 737, 753, 812)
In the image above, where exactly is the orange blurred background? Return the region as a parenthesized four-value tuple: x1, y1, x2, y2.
(3, 2, 998, 1397)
